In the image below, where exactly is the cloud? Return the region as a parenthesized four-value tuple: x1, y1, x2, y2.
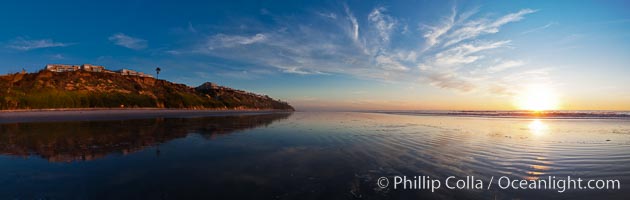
(426, 72, 476, 92)
(422, 6, 456, 48)
(187, 22, 198, 33)
(437, 9, 536, 47)
(412, 8, 539, 92)
(485, 67, 555, 96)
(207, 33, 266, 49)
(368, 7, 397, 43)
(522, 21, 556, 34)
(281, 67, 314, 75)
(343, 4, 360, 44)
(396, 51, 418, 62)
(492, 9, 537, 27)
(185, 4, 541, 96)
(401, 24, 409, 34)
(165, 50, 182, 55)
(375, 55, 409, 71)
(486, 60, 524, 73)
(6, 37, 72, 51)
(316, 11, 337, 19)
(108, 33, 147, 50)
(417, 40, 512, 90)
(434, 40, 511, 66)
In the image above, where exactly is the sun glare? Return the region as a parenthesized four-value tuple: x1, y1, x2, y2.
(528, 119, 548, 136)
(515, 85, 559, 111)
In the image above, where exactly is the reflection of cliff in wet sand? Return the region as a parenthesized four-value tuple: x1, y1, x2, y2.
(0, 113, 291, 162)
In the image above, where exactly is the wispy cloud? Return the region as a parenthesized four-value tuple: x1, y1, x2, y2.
(426, 71, 476, 92)
(108, 33, 147, 50)
(434, 40, 511, 66)
(437, 8, 536, 47)
(181, 4, 542, 96)
(486, 60, 524, 73)
(368, 7, 397, 43)
(6, 37, 72, 51)
(187, 22, 198, 33)
(414, 8, 538, 92)
(375, 55, 409, 71)
(206, 33, 266, 49)
(343, 4, 360, 45)
(422, 6, 456, 48)
(165, 50, 182, 55)
(316, 11, 337, 19)
(522, 21, 556, 34)
(281, 67, 316, 75)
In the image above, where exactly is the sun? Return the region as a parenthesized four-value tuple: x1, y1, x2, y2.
(514, 85, 559, 111)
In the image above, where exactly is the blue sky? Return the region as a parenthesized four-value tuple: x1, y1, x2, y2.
(1, 0, 629, 110)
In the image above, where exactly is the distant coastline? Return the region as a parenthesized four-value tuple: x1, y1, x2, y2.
(0, 108, 293, 124)
(366, 110, 630, 119)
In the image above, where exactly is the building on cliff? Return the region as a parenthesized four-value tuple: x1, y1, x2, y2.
(116, 69, 153, 78)
(44, 64, 152, 78)
(81, 64, 105, 72)
(45, 64, 81, 72)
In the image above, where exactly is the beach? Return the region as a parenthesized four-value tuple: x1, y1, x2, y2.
(0, 108, 293, 124)
(1, 112, 629, 199)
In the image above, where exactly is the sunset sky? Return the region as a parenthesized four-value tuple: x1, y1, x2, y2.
(1, 0, 629, 110)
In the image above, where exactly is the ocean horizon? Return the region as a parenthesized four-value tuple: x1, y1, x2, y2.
(362, 110, 630, 119)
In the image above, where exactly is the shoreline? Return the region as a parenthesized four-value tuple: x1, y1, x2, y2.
(0, 108, 294, 124)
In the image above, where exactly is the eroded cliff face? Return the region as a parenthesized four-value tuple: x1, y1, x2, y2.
(0, 70, 294, 111)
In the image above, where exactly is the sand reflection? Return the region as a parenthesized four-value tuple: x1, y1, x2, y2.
(528, 119, 548, 136)
(0, 113, 291, 162)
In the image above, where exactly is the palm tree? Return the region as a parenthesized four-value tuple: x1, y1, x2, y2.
(155, 67, 161, 79)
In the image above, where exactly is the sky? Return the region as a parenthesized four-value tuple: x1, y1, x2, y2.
(1, 0, 629, 111)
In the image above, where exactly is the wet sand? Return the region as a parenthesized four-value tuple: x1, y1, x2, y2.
(0, 109, 292, 124)
(1, 112, 628, 199)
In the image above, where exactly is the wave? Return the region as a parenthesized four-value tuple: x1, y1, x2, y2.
(365, 110, 630, 119)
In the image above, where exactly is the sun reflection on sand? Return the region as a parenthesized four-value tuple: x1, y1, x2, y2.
(526, 158, 552, 181)
(528, 119, 548, 136)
